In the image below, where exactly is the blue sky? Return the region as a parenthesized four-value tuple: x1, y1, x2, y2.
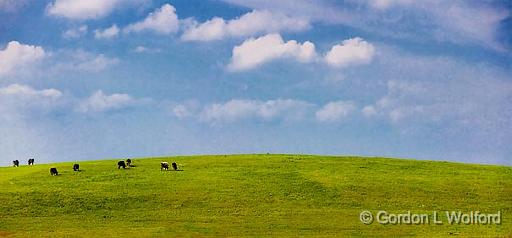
(0, 0, 511, 166)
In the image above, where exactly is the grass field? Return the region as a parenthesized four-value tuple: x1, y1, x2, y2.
(0, 155, 511, 237)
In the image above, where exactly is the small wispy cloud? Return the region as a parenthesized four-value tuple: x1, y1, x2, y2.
(77, 90, 148, 113)
(62, 25, 88, 39)
(316, 101, 356, 122)
(124, 4, 179, 35)
(94, 24, 119, 39)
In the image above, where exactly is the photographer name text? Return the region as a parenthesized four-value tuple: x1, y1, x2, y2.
(359, 210, 501, 225)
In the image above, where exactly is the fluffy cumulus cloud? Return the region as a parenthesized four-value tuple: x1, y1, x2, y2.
(78, 90, 140, 113)
(0, 41, 45, 76)
(316, 101, 356, 122)
(62, 25, 88, 39)
(181, 10, 310, 41)
(200, 99, 312, 122)
(124, 4, 179, 35)
(324, 37, 375, 67)
(94, 24, 120, 39)
(228, 34, 316, 71)
(228, 34, 376, 71)
(46, 0, 121, 20)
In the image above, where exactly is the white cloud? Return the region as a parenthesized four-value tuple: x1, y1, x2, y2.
(316, 101, 356, 122)
(124, 4, 179, 35)
(75, 54, 119, 72)
(62, 25, 88, 39)
(200, 99, 312, 122)
(181, 10, 310, 41)
(361, 105, 377, 117)
(134, 46, 148, 53)
(46, 0, 121, 20)
(52, 51, 119, 73)
(0, 84, 62, 99)
(362, 50, 512, 136)
(368, 0, 412, 10)
(173, 104, 192, 118)
(427, 3, 508, 51)
(0, 84, 64, 117)
(78, 90, 139, 113)
(182, 17, 226, 41)
(228, 34, 376, 71)
(94, 24, 119, 39)
(324, 37, 375, 68)
(224, 0, 509, 51)
(228, 34, 316, 71)
(0, 41, 45, 76)
(170, 100, 201, 119)
(363, 80, 429, 123)
(132, 46, 161, 53)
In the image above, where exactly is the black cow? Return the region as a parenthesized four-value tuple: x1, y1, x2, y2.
(161, 162, 169, 170)
(126, 159, 132, 167)
(13, 160, 19, 167)
(171, 162, 178, 171)
(117, 160, 126, 169)
(73, 164, 80, 171)
(50, 168, 58, 176)
(28, 158, 34, 165)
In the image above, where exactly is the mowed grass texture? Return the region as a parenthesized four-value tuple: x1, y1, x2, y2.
(0, 155, 511, 237)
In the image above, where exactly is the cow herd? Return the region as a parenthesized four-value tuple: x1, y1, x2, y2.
(12, 158, 180, 175)
(160, 162, 178, 170)
(12, 159, 35, 167)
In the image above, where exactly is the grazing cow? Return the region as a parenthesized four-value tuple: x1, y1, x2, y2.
(161, 162, 169, 170)
(50, 168, 58, 176)
(28, 158, 34, 165)
(171, 162, 178, 171)
(117, 160, 126, 169)
(73, 164, 80, 171)
(126, 159, 132, 167)
(13, 160, 19, 167)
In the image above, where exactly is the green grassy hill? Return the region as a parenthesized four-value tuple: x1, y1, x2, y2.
(0, 155, 511, 237)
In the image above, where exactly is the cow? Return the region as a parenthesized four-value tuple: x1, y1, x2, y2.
(28, 158, 34, 165)
(13, 160, 19, 167)
(73, 164, 80, 171)
(171, 162, 178, 171)
(126, 159, 132, 167)
(50, 168, 58, 176)
(117, 160, 126, 169)
(161, 162, 169, 170)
